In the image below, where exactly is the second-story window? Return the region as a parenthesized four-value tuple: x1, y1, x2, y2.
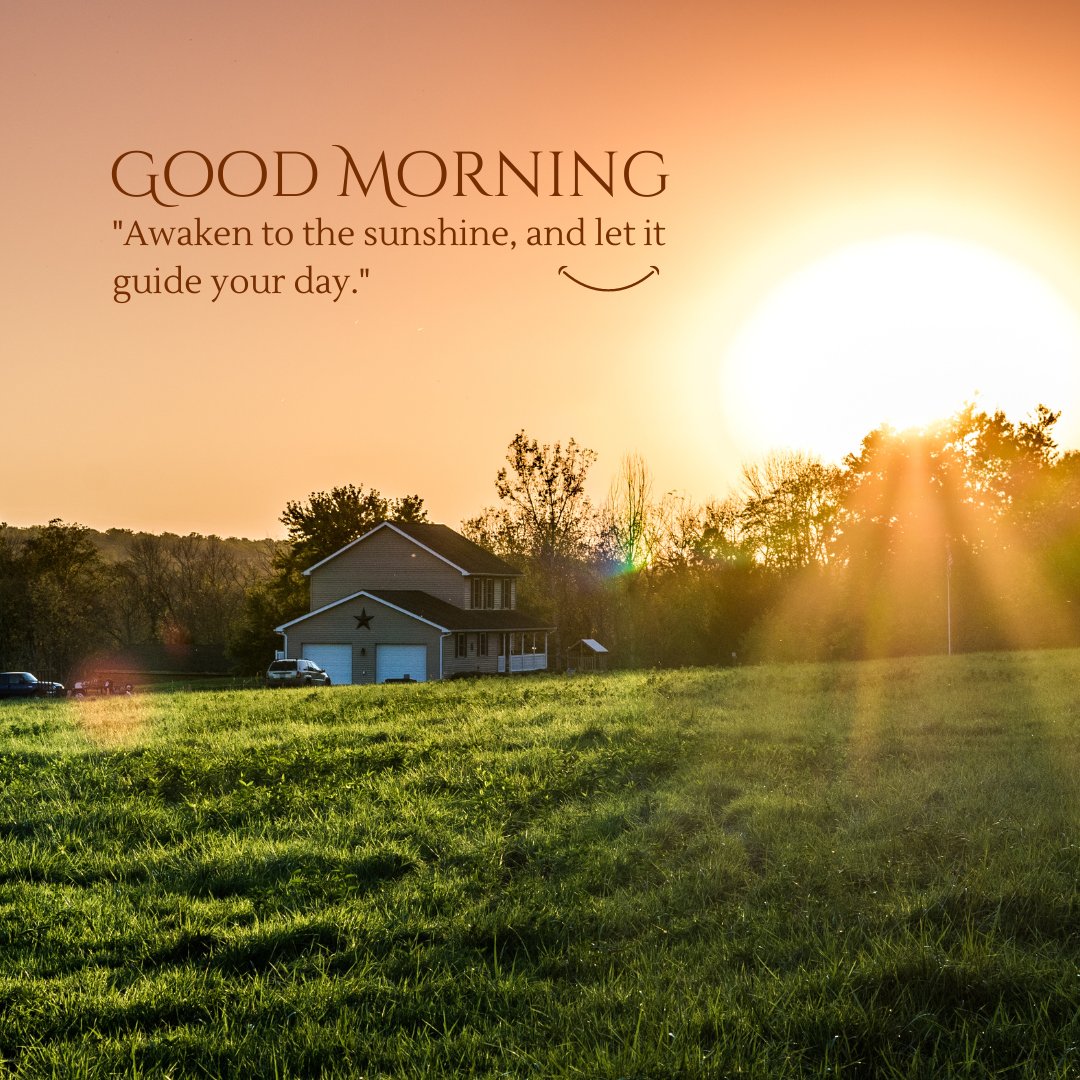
(472, 576, 515, 608)
(471, 577, 497, 608)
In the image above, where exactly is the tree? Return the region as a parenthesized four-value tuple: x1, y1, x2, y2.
(110, 533, 172, 645)
(828, 403, 1074, 657)
(107, 532, 262, 653)
(694, 497, 753, 570)
(0, 526, 31, 669)
(841, 404, 1061, 557)
(3, 520, 112, 678)
(464, 432, 600, 664)
(486, 431, 598, 563)
(604, 452, 653, 571)
(281, 485, 427, 569)
(739, 451, 845, 570)
(650, 492, 714, 571)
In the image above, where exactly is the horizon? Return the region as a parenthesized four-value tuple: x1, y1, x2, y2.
(3, 397, 1075, 542)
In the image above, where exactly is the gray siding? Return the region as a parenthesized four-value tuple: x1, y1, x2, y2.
(442, 632, 502, 678)
(287, 595, 445, 683)
(308, 526, 469, 611)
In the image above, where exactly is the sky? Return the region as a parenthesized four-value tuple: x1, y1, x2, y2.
(6, 0, 1080, 539)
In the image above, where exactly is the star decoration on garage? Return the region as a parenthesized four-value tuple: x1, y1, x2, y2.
(354, 608, 374, 629)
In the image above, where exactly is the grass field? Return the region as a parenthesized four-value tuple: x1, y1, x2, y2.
(1, 652, 1079, 1078)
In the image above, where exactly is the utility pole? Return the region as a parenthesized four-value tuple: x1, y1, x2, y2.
(946, 543, 953, 656)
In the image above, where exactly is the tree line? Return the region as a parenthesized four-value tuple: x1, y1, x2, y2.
(460, 407, 1080, 666)
(3, 403, 1079, 681)
(0, 526, 276, 681)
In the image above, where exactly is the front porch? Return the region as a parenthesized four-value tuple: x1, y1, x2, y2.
(496, 630, 548, 673)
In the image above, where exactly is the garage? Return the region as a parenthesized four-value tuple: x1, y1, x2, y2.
(301, 644, 353, 686)
(376, 644, 428, 683)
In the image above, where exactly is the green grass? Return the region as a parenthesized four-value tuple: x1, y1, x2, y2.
(1, 652, 1080, 1077)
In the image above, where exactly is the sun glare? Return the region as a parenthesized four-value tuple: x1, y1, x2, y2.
(719, 234, 1080, 460)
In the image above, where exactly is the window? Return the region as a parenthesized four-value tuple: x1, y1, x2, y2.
(471, 577, 497, 609)
(455, 634, 468, 658)
(477, 632, 489, 657)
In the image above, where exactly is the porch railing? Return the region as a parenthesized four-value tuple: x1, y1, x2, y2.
(497, 653, 548, 673)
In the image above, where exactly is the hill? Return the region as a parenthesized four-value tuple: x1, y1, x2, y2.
(0, 522, 281, 568)
(1, 654, 1078, 1077)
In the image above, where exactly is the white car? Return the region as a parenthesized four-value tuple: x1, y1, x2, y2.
(265, 658, 331, 688)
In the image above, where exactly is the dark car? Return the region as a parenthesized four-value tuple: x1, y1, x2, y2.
(0, 672, 66, 699)
(265, 658, 332, 688)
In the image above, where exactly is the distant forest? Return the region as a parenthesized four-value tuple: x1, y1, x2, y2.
(3, 403, 1079, 682)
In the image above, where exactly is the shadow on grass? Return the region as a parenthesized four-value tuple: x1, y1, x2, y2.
(178, 849, 415, 902)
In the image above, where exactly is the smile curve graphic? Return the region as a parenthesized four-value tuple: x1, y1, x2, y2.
(558, 265, 660, 292)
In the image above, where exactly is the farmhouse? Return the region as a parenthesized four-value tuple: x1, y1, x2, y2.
(273, 521, 553, 684)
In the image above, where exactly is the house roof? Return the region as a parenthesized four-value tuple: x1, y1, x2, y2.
(275, 589, 553, 634)
(303, 520, 520, 578)
(369, 591, 553, 632)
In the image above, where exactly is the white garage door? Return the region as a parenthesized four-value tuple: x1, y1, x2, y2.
(302, 644, 353, 686)
(376, 644, 428, 683)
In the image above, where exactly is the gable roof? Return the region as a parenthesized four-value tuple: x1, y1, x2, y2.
(275, 589, 553, 634)
(303, 520, 520, 578)
(569, 638, 609, 654)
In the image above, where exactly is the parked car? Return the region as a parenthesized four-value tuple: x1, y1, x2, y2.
(0, 672, 66, 699)
(265, 658, 331, 688)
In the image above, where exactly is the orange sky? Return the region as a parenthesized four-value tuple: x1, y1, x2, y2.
(6, 0, 1080, 538)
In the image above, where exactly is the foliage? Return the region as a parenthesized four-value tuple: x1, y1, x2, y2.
(2, 654, 1080, 1076)
(739, 451, 846, 570)
(227, 565, 310, 677)
(109, 532, 258, 649)
(603, 451, 653, 571)
(466, 431, 597, 564)
(0, 525, 279, 681)
(804, 404, 1077, 660)
(0, 520, 112, 679)
(280, 484, 427, 570)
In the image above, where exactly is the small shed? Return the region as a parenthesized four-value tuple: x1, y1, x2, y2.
(566, 638, 609, 673)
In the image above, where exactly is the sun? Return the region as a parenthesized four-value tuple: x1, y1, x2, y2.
(718, 233, 1080, 460)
